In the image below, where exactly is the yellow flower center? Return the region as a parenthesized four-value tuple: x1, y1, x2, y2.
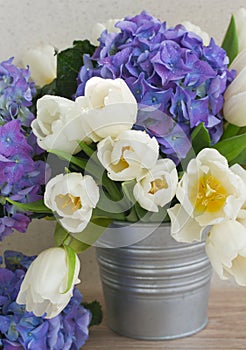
(59, 193, 82, 212)
(191, 174, 228, 213)
(111, 146, 133, 173)
(149, 178, 168, 194)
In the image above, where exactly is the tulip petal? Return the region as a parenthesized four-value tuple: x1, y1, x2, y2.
(223, 91, 246, 126)
(168, 204, 204, 242)
(206, 220, 246, 285)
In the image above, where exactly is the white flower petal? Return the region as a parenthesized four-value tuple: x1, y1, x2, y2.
(168, 204, 204, 242)
(76, 77, 138, 141)
(44, 172, 99, 233)
(230, 49, 246, 73)
(22, 44, 57, 87)
(97, 130, 159, 181)
(206, 220, 246, 285)
(133, 159, 178, 212)
(17, 247, 81, 318)
(223, 91, 246, 127)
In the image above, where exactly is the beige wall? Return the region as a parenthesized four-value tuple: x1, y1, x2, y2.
(0, 0, 244, 293)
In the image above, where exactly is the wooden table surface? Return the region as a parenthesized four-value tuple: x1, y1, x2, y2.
(83, 288, 246, 349)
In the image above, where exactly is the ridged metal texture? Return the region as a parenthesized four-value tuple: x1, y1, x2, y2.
(96, 222, 212, 340)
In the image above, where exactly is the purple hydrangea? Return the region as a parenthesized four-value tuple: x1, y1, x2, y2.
(0, 58, 49, 241)
(0, 251, 91, 350)
(0, 58, 36, 128)
(0, 120, 49, 241)
(76, 11, 235, 163)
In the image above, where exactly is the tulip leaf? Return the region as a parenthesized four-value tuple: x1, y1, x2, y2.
(54, 223, 69, 247)
(77, 140, 95, 158)
(93, 207, 126, 221)
(213, 132, 246, 165)
(70, 218, 112, 246)
(56, 40, 96, 99)
(63, 245, 77, 294)
(221, 15, 239, 64)
(191, 123, 211, 153)
(134, 203, 169, 223)
(181, 123, 211, 170)
(221, 123, 241, 140)
(68, 236, 90, 253)
(121, 180, 137, 204)
(5, 198, 52, 214)
(48, 149, 87, 169)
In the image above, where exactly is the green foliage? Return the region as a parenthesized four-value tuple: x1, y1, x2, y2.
(63, 245, 77, 293)
(213, 132, 246, 165)
(5, 198, 52, 214)
(221, 15, 239, 64)
(181, 123, 211, 170)
(48, 149, 88, 169)
(82, 300, 103, 327)
(54, 222, 69, 246)
(56, 40, 96, 99)
(221, 123, 241, 140)
(70, 217, 112, 246)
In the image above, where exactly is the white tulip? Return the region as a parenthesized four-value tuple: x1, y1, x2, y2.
(97, 130, 159, 181)
(133, 159, 178, 212)
(175, 148, 246, 227)
(223, 65, 246, 126)
(22, 44, 57, 87)
(206, 220, 246, 286)
(31, 95, 90, 154)
(75, 77, 137, 142)
(16, 247, 80, 318)
(90, 18, 121, 46)
(181, 21, 210, 46)
(168, 203, 205, 242)
(44, 172, 99, 233)
(230, 48, 246, 73)
(234, 8, 246, 53)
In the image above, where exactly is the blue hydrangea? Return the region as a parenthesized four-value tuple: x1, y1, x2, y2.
(0, 251, 91, 350)
(76, 11, 235, 163)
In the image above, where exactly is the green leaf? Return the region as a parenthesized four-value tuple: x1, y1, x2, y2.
(191, 123, 211, 153)
(121, 180, 137, 204)
(126, 206, 139, 222)
(48, 149, 87, 169)
(70, 217, 112, 246)
(221, 123, 241, 140)
(181, 123, 211, 170)
(221, 15, 239, 64)
(134, 203, 169, 223)
(82, 300, 103, 327)
(54, 223, 69, 246)
(63, 245, 77, 294)
(77, 140, 95, 158)
(213, 132, 246, 165)
(56, 40, 96, 99)
(5, 199, 52, 214)
(68, 236, 90, 253)
(93, 207, 126, 221)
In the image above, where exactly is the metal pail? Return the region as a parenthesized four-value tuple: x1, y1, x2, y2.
(96, 222, 212, 340)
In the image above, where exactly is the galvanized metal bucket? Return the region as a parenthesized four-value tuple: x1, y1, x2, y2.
(96, 221, 212, 340)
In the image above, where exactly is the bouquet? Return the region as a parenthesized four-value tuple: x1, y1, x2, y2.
(1, 8, 246, 348)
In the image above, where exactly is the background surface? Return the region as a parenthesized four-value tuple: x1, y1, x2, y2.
(1, 0, 245, 293)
